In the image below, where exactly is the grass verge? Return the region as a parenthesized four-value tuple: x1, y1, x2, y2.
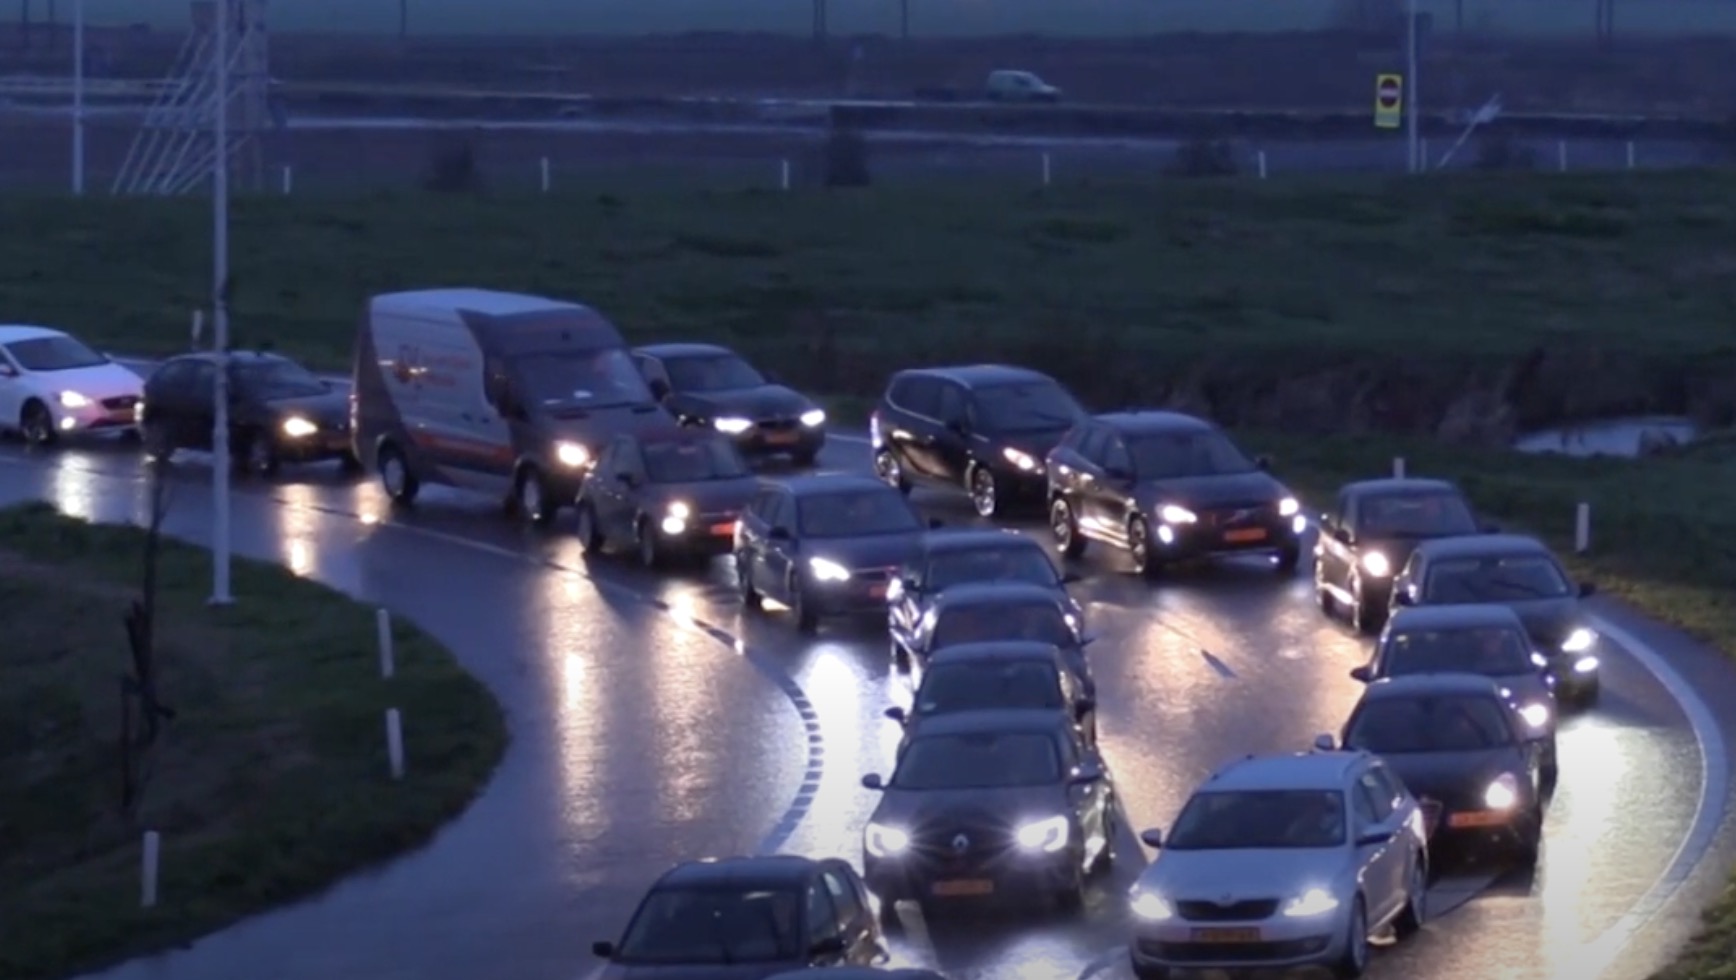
(0, 503, 507, 980)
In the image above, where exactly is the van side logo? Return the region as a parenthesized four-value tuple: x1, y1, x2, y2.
(392, 344, 420, 385)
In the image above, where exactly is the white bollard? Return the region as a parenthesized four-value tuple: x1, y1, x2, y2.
(1557, 141, 1568, 172)
(1392, 457, 1406, 479)
(1626, 141, 1636, 169)
(190, 310, 204, 349)
(539, 156, 551, 193)
(376, 607, 394, 679)
(280, 164, 292, 195)
(385, 708, 405, 779)
(1041, 151, 1051, 186)
(1575, 502, 1591, 554)
(141, 830, 160, 907)
(780, 158, 791, 191)
(1256, 150, 1268, 179)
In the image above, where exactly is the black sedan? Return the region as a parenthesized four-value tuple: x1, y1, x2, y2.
(591, 855, 885, 978)
(1314, 477, 1486, 632)
(1392, 534, 1601, 707)
(633, 342, 827, 464)
(1352, 604, 1559, 785)
(888, 527, 1082, 653)
(140, 351, 357, 476)
(736, 474, 929, 632)
(891, 581, 1093, 688)
(1045, 410, 1304, 578)
(1341, 674, 1548, 863)
(575, 429, 760, 567)
(885, 640, 1098, 749)
(860, 710, 1117, 916)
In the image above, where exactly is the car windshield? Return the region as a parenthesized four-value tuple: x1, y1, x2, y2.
(1422, 554, 1572, 602)
(665, 353, 766, 392)
(923, 544, 1060, 591)
(971, 381, 1083, 434)
(932, 601, 1072, 648)
(797, 489, 919, 537)
(892, 731, 1062, 789)
(5, 335, 106, 372)
(642, 438, 749, 483)
(1127, 430, 1257, 479)
(1383, 627, 1534, 677)
(514, 348, 656, 412)
(1344, 694, 1516, 753)
(915, 661, 1066, 715)
(1166, 790, 1348, 849)
(616, 885, 801, 964)
(234, 358, 325, 397)
(1357, 491, 1478, 537)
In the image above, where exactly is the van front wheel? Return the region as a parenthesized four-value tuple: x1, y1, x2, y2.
(515, 466, 557, 527)
(378, 443, 419, 505)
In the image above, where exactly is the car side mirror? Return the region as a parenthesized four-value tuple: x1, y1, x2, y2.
(899, 575, 921, 593)
(883, 706, 907, 722)
(927, 518, 945, 529)
(1254, 454, 1272, 470)
(1393, 590, 1415, 607)
(1348, 666, 1372, 683)
(1355, 830, 1394, 847)
(591, 941, 615, 959)
(1139, 828, 1163, 848)
(1068, 767, 1105, 786)
(648, 379, 671, 400)
(1060, 572, 1081, 584)
(1074, 698, 1095, 720)
(768, 526, 792, 541)
(1578, 581, 1597, 597)
(809, 935, 847, 958)
(861, 773, 884, 790)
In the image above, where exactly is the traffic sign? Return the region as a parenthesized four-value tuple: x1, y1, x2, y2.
(1374, 73, 1403, 129)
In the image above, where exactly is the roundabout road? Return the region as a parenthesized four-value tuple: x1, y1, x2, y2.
(6, 423, 1735, 980)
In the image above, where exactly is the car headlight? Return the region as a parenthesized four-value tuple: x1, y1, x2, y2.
(1519, 703, 1551, 730)
(1158, 504, 1197, 525)
(1573, 655, 1599, 673)
(1531, 652, 1549, 667)
(800, 408, 826, 428)
(1483, 773, 1520, 810)
(1002, 447, 1040, 472)
(1014, 815, 1070, 853)
(1562, 627, 1597, 653)
(808, 557, 851, 582)
(714, 416, 753, 435)
(280, 416, 318, 438)
(57, 390, 91, 408)
(666, 501, 690, 520)
(554, 441, 590, 468)
(1277, 496, 1300, 518)
(1359, 551, 1391, 577)
(1281, 887, 1340, 918)
(865, 822, 910, 857)
(1129, 889, 1173, 921)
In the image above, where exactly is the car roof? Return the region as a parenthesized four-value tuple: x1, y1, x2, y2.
(166, 350, 295, 367)
(1204, 750, 1369, 791)
(1342, 477, 1463, 496)
(1411, 534, 1551, 561)
(926, 641, 1065, 665)
(903, 709, 1071, 738)
(1090, 410, 1217, 435)
(656, 855, 821, 889)
(1386, 604, 1527, 632)
(369, 288, 588, 317)
(919, 528, 1044, 553)
(634, 342, 735, 359)
(1360, 673, 1507, 700)
(0, 324, 72, 343)
(891, 364, 1057, 388)
(774, 473, 896, 496)
(932, 581, 1064, 606)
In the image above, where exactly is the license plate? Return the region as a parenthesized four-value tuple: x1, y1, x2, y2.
(764, 431, 799, 445)
(710, 522, 735, 536)
(932, 879, 994, 897)
(1191, 927, 1260, 943)
(1448, 810, 1508, 828)
(1223, 528, 1268, 543)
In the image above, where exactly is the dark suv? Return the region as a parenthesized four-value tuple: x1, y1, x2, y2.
(869, 365, 1087, 518)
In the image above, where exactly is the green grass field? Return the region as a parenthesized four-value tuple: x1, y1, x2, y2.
(0, 504, 507, 980)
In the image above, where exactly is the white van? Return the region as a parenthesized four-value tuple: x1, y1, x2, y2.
(985, 69, 1061, 103)
(350, 288, 677, 524)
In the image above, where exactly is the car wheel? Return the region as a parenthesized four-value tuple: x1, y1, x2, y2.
(1514, 812, 1544, 867)
(1054, 864, 1086, 912)
(1051, 497, 1086, 559)
(20, 400, 56, 447)
(790, 574, 819, 634)
(1127, 516, 1161, 580)
(1331, 896, 1371, 978)
(736, 555, 764, 610)
(873, 448, 910, 494)
(1394, 857, 1426, 938)
(635, 518, 662, 569)
(515, 467, 555, 526)
(968, 464, 999, 518)
(244, 430, 279, 477)
(338, 450, 363, 474)
(377, 442, 419, 505)
(575, 502, 604, 554)
(1349, 576, 1375, 634)
(141, 420, 175, 462)
(1541, 745, 1560, 798)
(890, 639, 911, 673)
(1315, 569, 1337, 615)
(1275, 543, 1301, 574)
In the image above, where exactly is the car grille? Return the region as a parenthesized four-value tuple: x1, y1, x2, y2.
(1138, 938, 1329, 963)
(1200, 502, 1274, 528)
(102, 395, 140, 410)
(1176, 899, 1280, 922)
(852, 565, 897, 583)
(907, 812, 1017, 873)
(757, 418, 798, 432)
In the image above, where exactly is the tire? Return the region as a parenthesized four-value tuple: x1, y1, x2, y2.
(1054, 865, 1086, 912)
(1331, 897, 1371, 979)
(891, 639, 912, 673)
(635, 518, 663, 569)
(1315, 570, 1337, 616)
(1514, 812, 1543, 867)
(874, 448, 910, 494)
(20, 400, 56, 447)
(1127, 516, 1162, 579)
(515, 467, 556, 527)
(968, 464, 999, 518)
(1393, 858, 1426, 938)
(1051, 497, 1086, 559)
(338, 450, 364, 474)
(1541, 745, 1560, 798)
(377, 442, 419, 505)
(575, 502, 604, 554)
(790, 575, 819, 634)
(1275, 543, 1302, 574)
(737, 555, 764, 610)
(141, 419, 175, 462)
(243, 430, 279, 477)
(1350, 580, 1376, 635)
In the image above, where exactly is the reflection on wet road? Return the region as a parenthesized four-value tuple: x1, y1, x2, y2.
(0, 433, 1708, 980)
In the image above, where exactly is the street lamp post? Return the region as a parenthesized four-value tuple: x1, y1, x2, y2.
(1405, 0, 1421, 172)
(209, 0, 233, 605)
(71, 0, 83, 194)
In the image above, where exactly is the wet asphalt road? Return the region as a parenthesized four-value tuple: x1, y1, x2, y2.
(2, 421, 1728, 980)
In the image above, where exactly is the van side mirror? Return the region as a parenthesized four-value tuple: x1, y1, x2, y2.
(591, 941, 615, 959)
(1254, 455, 1272, 470)
(1348, 666, 1372, 683)
(1578, 581, 1597, 597)
(1139, 828, 1163, 848)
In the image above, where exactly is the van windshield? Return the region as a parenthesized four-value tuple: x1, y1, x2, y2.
(515, 349, 655, 413)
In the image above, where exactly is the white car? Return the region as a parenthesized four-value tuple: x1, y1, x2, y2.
(0, 324, 144, 445)
(1126, 741, 1429, 979)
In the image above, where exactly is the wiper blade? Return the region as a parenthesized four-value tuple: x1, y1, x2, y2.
(1484, 576, 1552, 599)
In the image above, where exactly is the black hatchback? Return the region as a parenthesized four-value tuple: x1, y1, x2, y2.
(870, 364, 1087, 518)
(140, 351, 356, 476)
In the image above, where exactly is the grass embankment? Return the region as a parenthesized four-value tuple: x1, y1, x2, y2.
(4, 174, 1735, 433)
(0, 504, 506, 980)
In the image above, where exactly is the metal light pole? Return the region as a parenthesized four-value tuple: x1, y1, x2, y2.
(70, 0, 83, 193)
(1405, 0, 1420, 172)
(209, 0, 233, 605)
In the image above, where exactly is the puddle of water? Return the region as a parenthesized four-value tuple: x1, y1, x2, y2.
(1513, 416, 1699, 459)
